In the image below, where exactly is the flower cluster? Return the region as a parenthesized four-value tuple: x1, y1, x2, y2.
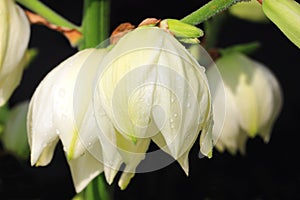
(1, 0, 285, 194)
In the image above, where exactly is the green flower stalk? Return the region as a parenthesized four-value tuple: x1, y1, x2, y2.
(0, 0, 30, 106)
(262, 0, 300, 48)
(207, 52, 283, 154)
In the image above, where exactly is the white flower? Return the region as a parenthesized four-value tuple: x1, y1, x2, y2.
(207, 52, 283, 154)
(28, 26, 214, 192)
(0, 0, 30, 106)
(92, 27, 213, 188)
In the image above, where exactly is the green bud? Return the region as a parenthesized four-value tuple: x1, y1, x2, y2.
(160, 19, 204, 38)
(262, 0, 300, 48)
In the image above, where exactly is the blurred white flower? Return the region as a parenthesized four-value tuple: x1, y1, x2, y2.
(207, 52, 283, 154)
(0, 0, 30, 106)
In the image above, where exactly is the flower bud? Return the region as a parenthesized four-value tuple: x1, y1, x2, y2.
(0, 0, 30, 106)
(262, 0, 300, 48)
(207, 52, 282, 154)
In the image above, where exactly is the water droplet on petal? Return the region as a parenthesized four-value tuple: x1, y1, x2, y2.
(186, 103, 191, 108)
(63, 147, 67, 152)
(174, 113, 178, 118)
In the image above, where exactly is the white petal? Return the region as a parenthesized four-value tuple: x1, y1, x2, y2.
(28, 49, 95, 166)
(68, 150, 104, 193)
(0, 1, 30, 106)
(0, 1, 30, 74)
(253, 61, 283, 142)
(118, 172, 135, 190)
(27, 70, 59, 166)
(92, 100, 123, 184)
(52, 49, 97, 159)
(0, 57, 25, 106)
(213, 86, 241, 154)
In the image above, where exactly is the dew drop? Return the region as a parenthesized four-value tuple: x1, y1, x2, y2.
(186, 103, 191, 108)
(169, 118, 174, 123)
(171, 98, 175, 103)
(55, 129, 60, 135)
(170, 124, 175, 129)
(174, 113, 178, 118)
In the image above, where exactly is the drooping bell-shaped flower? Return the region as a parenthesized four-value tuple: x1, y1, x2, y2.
(92, 27, 213, 188)
(0, 0, 30, 106)
(28, 26, 213, 192)
(27, 48, 108, 193)
(207, 52, 282, 154)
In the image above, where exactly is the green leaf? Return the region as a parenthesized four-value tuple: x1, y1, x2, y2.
(262, 0, 300, 48)
(219, 41, 261, 56)
(84, 174, 113, 200)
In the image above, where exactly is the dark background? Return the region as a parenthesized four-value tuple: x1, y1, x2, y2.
(1, 0, 300, 199)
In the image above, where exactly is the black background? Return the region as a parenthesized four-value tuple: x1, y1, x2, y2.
(1, 0, 300, 199)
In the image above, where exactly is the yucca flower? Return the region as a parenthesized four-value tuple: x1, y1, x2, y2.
(0, 0, 30, 106)
(207, 52, 282, 154)
(28, 27, 213, 192)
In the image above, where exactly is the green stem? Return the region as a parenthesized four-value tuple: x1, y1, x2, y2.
(80, 0, 110, 49)
(84, 174, 113, 200)
(203, 12, 228, 49)
(15, 0, 79, 30)
(181, 0, 248, 25)
(79, 0, 112, 198)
